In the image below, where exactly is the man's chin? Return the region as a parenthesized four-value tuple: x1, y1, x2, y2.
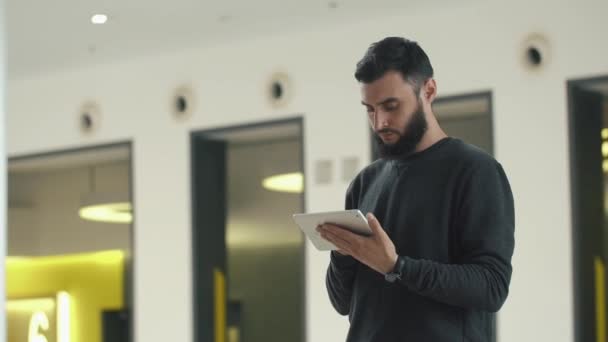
(376, 139, 418, 159)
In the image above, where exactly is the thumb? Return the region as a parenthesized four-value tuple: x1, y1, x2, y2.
(366, 213, 383, 234)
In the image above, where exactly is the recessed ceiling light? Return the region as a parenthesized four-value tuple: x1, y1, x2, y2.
(262, 172, 303, 193)
(91, 14, 108, 25)
(79, 190, 132, 224)
(79, 200, 132, 224)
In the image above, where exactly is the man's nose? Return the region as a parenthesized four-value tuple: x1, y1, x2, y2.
(374, 111, 390, 130)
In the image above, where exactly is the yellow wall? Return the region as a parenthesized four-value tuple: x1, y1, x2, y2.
(6, 250, 125, 342)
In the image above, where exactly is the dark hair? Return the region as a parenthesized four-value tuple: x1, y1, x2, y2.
(355, 37, 434, 92)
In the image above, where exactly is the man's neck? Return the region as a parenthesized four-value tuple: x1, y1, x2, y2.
(414, 123, 448, 153)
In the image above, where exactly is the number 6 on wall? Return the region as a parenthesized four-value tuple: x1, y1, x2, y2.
(28, 311, 49, 342)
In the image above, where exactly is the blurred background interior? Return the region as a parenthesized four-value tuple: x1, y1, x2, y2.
(1, 0, 608, 342)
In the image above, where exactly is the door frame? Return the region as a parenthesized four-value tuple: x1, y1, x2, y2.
(567, 75, 608, 342)
(190, 116, 307, 342)
(370, 91, 494, 160)
(7, 140, 136, 342)
(433, 90, 494, 148)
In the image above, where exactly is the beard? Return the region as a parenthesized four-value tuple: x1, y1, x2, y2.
(373, 102, 428, 159)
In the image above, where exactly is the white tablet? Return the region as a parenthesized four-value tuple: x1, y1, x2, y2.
(292, 209, 372, 251)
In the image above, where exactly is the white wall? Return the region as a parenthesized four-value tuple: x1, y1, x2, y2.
(6, 0, 608, 341)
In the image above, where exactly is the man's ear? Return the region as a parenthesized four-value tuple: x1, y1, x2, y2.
(423, 79, 437, 103)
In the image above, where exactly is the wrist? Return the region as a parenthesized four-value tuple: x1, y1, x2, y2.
(383, 253, 399, 274)
(384, 254, 406, 283)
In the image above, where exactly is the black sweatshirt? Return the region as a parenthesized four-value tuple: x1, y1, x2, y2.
(326, 137, 515, 342)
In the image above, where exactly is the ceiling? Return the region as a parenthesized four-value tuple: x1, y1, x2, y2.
(9, 144, 130, 173)
(6, 0, 463, 80)
(201, 120, 300, 145)
(583, 79, 608, 97)
(7, 136, 302, 253)
(8, 159, 132, 256)
(227, 138, 303, 248)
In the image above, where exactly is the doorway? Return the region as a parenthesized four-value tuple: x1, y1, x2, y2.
(568, 76, 608, 342)
(371, 92, 493, 160)
(191, 118, 306, 342)
(6, 142, 135, 342)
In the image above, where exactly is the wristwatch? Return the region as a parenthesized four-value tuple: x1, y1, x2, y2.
(385, 255, 406, 283)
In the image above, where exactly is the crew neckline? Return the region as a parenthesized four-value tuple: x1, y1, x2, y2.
(392, 136, 454, 163)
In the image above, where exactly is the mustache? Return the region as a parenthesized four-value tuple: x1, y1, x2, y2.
(376, 128, 401, 135)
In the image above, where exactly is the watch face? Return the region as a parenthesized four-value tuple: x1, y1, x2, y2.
(385, 256, 404, 283)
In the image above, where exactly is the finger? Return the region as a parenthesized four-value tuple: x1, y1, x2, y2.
(322, 224, 361, 244)
(335, 249, 350, 256)
(366, 213, 384, 235)
(321, 229, 354, 253)
(321, 228, 351, 247)
(320, 223, 343, 232)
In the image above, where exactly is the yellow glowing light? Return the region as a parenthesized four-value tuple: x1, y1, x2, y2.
(604, 160, 608, 173)
(90, 250, 125, 265)
(6, 298, 55, 312)
(57, 292, 70, 342)
(603, 128, 608, 139)
(603, 142, 608, 158)
(6, 250, 125, 267)
(79, 202, 132, 223)
(262, 172, 303, 193)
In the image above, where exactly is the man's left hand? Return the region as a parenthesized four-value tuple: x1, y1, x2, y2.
(317, 213, 398, 275)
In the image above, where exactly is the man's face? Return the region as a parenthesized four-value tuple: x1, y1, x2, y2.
(361, 70, 428, 159)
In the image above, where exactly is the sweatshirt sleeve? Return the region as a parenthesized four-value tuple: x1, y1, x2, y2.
(325, 183, 360, 315)
(397, 160, 515, 312)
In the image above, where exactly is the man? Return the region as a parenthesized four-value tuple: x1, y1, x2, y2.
(317, 37, 515, 341)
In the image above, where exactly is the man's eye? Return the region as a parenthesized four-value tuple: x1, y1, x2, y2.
(385, 105, 398, 112)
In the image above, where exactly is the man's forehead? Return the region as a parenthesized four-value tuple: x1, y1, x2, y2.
(361, 75, 413, 104)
